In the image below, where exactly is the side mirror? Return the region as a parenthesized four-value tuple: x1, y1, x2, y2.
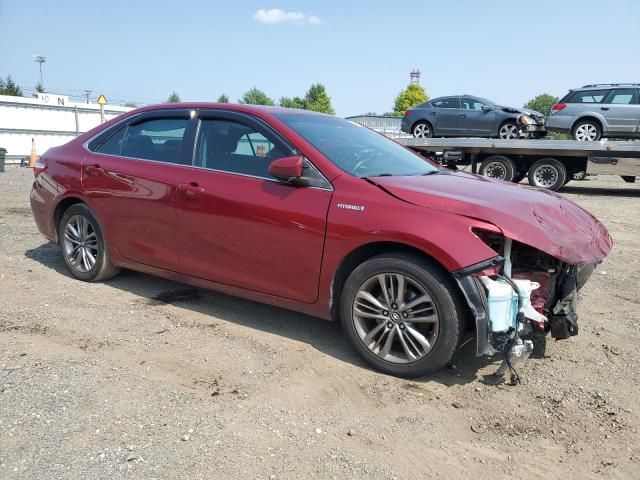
(268, 156, 305, 183)
(481, 105, 493, 112)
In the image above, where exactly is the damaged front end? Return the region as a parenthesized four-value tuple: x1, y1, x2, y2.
(454, 229, 599, 384)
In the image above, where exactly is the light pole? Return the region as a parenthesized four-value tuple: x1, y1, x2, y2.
(34, 55, 46, 86)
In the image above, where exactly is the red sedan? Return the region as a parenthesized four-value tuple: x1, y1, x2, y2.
(30, 103, 612, 378)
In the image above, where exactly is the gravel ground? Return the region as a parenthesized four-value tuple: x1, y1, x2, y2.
(1, 167, 639, 479)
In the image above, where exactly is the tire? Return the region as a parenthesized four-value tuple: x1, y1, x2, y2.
(527, 158, 567, 191)
(479, 155, 516, 182)
(498, 121, 520, 139)
(572, 170, 587, 181)
(339, 252, 465, 377)
(58, 203, 120, 282)
(572, 119, 602, 141)
(412, 121, 433, 139)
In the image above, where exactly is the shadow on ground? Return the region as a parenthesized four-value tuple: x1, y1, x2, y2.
(25, 242, 495, 386)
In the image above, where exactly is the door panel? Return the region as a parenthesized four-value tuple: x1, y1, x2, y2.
(176, 171, 332, 303)
(601, 88, 639, 133)
(81, 153, 181, 270)
(430, 97, 461, 135)
(459, 97, 495, 135)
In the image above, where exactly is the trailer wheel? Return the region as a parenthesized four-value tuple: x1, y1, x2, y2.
(479, 155, 516, 182)
(528, 158, 567, 191)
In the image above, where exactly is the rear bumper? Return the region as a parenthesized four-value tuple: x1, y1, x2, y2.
(545, 115, 573, 133)
(400, 117, 411, 133)
(30, 181, 56, 241)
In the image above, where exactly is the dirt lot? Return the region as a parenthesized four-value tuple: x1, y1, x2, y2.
(1, 166, 639, 480)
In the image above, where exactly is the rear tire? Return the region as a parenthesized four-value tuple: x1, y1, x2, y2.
(527, 158, 567, 191)
(412, 121, 433, 139)
(479, 155, 516, 182)
(572, 120, 602, 141)
(339, 252, 464, 377)
(58, 204, 120, 282)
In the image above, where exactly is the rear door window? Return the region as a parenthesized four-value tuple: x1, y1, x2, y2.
(604, 88, 639, 105)
(431, 97, 460, 109)
(567, 90, 608, 103)
(459, 97, 486, 110)
(121, 118, 189, 164)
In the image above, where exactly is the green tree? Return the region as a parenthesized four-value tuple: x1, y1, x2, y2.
(35, 82, 45, 93)
(392, 84, 428, 116)
(279, 96, 307, 109)
(0, 75, 23, 96)
(239, 87, 275, 106)
(166, 91, 181, 103)
(217, 94, 229, 103)
(124, 102, 138, 108)
(524, 93, 559, 117)
(303, 83, 335, 114)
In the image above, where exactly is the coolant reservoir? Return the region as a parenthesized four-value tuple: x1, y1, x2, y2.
(480, 277, 518, 332)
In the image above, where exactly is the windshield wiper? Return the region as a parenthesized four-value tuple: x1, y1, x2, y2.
(421, 170, 439, 176)
(360, 173, 394, 178)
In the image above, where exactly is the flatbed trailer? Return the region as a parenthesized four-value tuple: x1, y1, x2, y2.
(395, 137, 640, 191)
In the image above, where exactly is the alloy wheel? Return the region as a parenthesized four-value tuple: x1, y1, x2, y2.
(533, 165, 559, 188)
(413, 123, 431, 138)
(574, 123, 598, 141)
(352, 273, 440, 364)
(499, 123, 519, 139)
(63, 215, 99, 273)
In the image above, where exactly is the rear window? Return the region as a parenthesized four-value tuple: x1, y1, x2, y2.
(565, 89, 608, 103)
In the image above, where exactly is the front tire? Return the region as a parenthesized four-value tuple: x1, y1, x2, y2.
(572, 120, 602, 141)
(498, 121, 520, 139)
(527, 158, 567, 191)
(339, 253, 464, 377)
(412, 121, 433, 139)
(58, 204, 119, 282)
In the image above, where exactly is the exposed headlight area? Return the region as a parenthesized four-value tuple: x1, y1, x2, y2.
(456, 228, 593, 383)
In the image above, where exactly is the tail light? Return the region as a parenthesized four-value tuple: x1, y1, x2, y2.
(550, 103, 566, 112)
(404, 110, 411, 116)
(33, 158, 47, 177)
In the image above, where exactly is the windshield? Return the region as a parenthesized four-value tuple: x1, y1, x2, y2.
(274, 113, 439, 177)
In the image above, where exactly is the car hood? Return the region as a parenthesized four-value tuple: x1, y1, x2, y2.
(370, 171, 612, 265)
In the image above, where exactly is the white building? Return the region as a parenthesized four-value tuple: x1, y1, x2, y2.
(0, 93, 133, 163)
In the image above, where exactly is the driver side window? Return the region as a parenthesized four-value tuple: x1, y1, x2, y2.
(195, 119, 289, 179)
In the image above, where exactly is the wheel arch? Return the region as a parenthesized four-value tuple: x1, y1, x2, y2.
(329, 241, 469, 324)
(53, 196, 87, 241)
(571, 115, 604, 133)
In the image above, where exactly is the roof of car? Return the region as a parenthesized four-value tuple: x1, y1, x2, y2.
(574, 83, 640, 91)
(129, 102, 328, 116)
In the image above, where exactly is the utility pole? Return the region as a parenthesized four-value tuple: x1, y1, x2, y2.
(84, 90, 92, 104)
(34, 55, 46, 85)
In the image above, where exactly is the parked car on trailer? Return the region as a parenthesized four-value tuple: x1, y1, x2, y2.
(30, 103, 611, 378)
(401, 95, 546, 140)
(547, 84, 640, 141)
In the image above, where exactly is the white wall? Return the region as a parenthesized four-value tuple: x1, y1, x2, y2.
(0, 94, 133, 162)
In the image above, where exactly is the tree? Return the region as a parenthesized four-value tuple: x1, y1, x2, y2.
(279, 96, 306, 109)
(239, 87, 275, 106)
(35, 82, 45, 93)
(303, 83, 334, 114)
(124, 102, 138, 108)
(0, 75, 23, 96)
(217, 94, 229, 103)
(392, 84, 428, 116)
(166, 91, 181, 103)
(524, 93, 559, 117)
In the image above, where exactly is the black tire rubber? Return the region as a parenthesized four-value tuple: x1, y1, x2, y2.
(479, 155, 517, 182)
(527, 158, 568, 191)
(572, 119, 602, 141)
(58, 203, 120, 282)
(411, 121, 433, 139)
(339, 252, 465, 378)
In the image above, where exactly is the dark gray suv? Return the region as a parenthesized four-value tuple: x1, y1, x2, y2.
(546, 84, 640, 141)
(400, 95, 545, 139)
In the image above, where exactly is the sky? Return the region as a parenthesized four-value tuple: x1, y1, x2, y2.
(1, 0, 639, 116)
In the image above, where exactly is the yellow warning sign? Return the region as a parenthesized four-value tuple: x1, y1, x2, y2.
(97, 94, 107, 105)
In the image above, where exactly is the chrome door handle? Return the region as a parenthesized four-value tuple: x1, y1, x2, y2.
(601, 107, 610, 110)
